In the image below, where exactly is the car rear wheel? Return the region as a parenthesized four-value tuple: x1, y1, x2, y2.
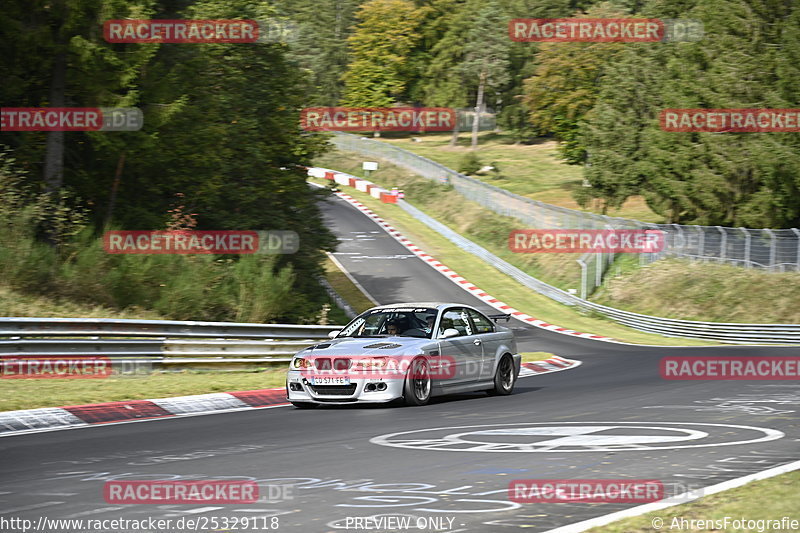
(487, 355, 515, 396)
(403, 358, 431, 406)
(291, 402, 319, 409)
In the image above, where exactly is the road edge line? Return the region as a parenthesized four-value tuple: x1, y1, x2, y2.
(543, 459, 800, 533)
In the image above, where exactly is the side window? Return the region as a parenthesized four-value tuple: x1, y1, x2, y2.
(440, 308, 472, 337)
(467, 309, 494, 334)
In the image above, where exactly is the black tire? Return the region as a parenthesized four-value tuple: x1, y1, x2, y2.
(487, 355, 516, 396)
(291, 402, 319, 409)
(403, 358, 431, 406)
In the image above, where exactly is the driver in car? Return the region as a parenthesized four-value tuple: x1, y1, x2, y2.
(423, 315, 436, 335)
(386, 321, 400, 336)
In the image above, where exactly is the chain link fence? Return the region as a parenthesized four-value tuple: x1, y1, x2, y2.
(330, 132, 800, 296)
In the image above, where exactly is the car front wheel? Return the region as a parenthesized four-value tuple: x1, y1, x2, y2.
(403, 358, 431, 406)
(487, 355, 515, 396)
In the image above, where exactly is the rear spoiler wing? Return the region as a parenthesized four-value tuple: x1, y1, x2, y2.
(488, 313, 511, 322)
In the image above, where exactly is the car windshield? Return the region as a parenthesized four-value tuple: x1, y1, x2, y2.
(337, 307, 438, 339)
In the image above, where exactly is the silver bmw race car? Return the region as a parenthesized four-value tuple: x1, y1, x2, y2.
(286, 303, 521, 407)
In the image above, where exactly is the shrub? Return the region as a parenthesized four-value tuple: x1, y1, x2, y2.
(457, 151, 482, 175)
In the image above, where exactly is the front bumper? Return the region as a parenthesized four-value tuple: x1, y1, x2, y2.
(286, 370, 406, 404)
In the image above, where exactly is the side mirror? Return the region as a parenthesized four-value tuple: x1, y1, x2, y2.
(438, 328, 460, 339)
(328, 330, 341, 339)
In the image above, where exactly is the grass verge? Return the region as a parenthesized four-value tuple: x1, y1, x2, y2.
(323, 254, 375, 314)
(0, 369, 288, 412)
(594, 259, 800, 324)
(586, 470, 800, 533)
(377, 132, 662, 223)
(310, 177, 712, 346)
(520, 352, 557, 362)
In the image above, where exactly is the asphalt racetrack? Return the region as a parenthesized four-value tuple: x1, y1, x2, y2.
(1, 193, 798, 532)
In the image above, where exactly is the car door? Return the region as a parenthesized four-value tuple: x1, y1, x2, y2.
(466, 308, 502, 381)
(437, 307, 483, 386)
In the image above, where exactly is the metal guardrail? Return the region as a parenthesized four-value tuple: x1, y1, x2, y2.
(396, 200, 800, 345)
(0, 318, 338, 368)
(318, 277, 358, 319)
(0, 317, 335, 339)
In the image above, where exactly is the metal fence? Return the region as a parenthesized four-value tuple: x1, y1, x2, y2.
(330, 132, 800, 296)
(0, 318, 336, 369)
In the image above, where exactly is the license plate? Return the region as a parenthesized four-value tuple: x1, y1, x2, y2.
(312, 376, 350, 385)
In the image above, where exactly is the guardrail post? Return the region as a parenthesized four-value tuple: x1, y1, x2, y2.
(595, 251, 603, 289)
(792, 228, 800, 272)
(577, 259, 588, 300)
(739, 227, 751, 268)
(716, 226, 726, 264)
(696, 226, 705, 262)
(640, 223, 657, 266)
(764, 229, 776, 271)
(671, 224, 683, 260)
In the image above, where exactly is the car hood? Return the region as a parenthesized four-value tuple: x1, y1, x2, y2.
(299, 337, 435, 357)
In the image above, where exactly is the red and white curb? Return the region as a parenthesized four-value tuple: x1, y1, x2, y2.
(309, 167, 616, 343)
(519, 355, 581, 377)
(0, 388, 288, 437)
(0, 357, 580, 437)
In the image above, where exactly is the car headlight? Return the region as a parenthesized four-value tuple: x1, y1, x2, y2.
(291, 357, 313, 370)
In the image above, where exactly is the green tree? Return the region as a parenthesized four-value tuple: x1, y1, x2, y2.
(640, 0, 799, 226)
(578, 46, 668, 213)
(0, 0, 157, 195)
(405, 0, 463, 105)
(579, 0, 800, 227)
(108, 0, 337, 314)
(458, 0, 512, 149)
(279, 0, 360, 106)
(419, 0, 472, 144)
(2, 0, 342, 319)
(341, 0, 425, 106)
(521, 3, 626, 163)
(418, 0, 512, 146)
